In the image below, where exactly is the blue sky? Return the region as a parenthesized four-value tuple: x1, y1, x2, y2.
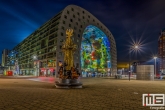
(0, 0, 165, 63)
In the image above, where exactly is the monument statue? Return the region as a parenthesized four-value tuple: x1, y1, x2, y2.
(62, 29, 77, 70)
(55, 29, 82, 88)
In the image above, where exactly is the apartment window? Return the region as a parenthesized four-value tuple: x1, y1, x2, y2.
(79, 29, 81, 32)
(69, 24, 71, 27)
(82, 16, 84, 19)
(82, 11, 84, 13)
(63, 21, 65, 24)
(71, 8, 74, 11)
(77, 12, 79, 15)
(76, 22, 78, 25)
(93, 19, 95, 22)
(64, 15, 67, 19)
(87, 19, 89, 22)
(74, 27, 77, 30)
(78, 34, 80, 37)
(67, 10, 69, 14)
(61, 33, 63, 36)
(88, 15, 90, 18)
(73, 14, 75, 18)
(61, 26, 64, 30)
(60, 39, 63, 42)
(78, 18, 81, 21)
(59, 45, 62, 49)
(70, 19, 73, 22)
(80, 25, 82, 28)
(97, 23, 99, 25)
(59, 52, 62, 55)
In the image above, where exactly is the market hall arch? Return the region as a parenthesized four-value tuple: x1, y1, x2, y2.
(56, 5, 117, 77)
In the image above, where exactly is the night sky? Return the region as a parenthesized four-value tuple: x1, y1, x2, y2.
(0, 0, 165, 63)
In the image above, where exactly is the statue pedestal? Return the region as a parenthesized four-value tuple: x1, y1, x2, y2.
(55, 79, 82, 89)
(70, 79, 82, 88)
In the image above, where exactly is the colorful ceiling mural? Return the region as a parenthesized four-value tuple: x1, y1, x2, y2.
(81, 25, 111, 73)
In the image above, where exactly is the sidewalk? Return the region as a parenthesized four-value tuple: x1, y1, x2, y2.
(0, 78, 165, 110)
(0, 75, 37, 79)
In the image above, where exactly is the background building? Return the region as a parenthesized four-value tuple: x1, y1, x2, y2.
(6, 5, 117, 77)
(158, 29, 165, 73)
(1, 49, 10, 67)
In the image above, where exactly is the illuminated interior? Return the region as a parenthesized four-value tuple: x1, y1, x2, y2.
(81, 25, 111, 76)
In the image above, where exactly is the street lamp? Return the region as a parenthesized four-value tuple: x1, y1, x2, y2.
(33, 55, 39, 77)
(122, 68, 124, 75)
(129, 45, 139, 81)
(153, 56, 157, 78)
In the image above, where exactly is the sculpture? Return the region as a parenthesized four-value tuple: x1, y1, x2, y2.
(62, 29, 77, 70)
(55, 29, 82, 88)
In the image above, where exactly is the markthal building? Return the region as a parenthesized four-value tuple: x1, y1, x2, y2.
(7, 5, 117, 77)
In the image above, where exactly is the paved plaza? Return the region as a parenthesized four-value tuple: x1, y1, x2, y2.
(0, 77, 165, 110)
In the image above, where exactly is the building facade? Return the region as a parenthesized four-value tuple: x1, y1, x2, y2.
(158, 29, 165, 73)
(1, 49, 10, 67)
(7, 5, 117, 77)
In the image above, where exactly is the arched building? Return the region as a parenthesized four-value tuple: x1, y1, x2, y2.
(7, 5, 117, 77)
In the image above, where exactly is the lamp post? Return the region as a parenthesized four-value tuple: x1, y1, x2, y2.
(129, 45, 139, 81)
(122, 68, 124, 75)
(33, 55, 39, 77)
(154, 56, 157, 79)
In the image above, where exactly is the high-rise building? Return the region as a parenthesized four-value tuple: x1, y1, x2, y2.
(1, 49, 10, 66)
(7, 5, 117, 77)
(158, 29, 165, 73)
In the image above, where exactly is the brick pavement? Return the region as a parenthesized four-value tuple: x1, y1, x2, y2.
(0, 77, 165, 110)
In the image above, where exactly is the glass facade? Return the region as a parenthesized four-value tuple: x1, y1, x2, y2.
(81, 25, 111, 76)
